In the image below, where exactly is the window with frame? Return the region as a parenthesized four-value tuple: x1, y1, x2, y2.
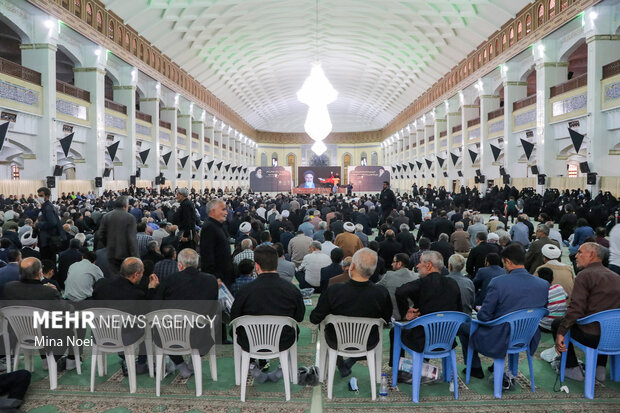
(86, 3, 92, 24)
(568, 163, 578, 177)
(11, 165, 19, 180)
(538, 4, 545, 25)
(502, 33, 507, 49)
(549, 0, 556, 18)
(108, 21, 114, 40)
(526, 14, 532, 34)
(74, 0, 81, 17)
(560, 0, 568, 11)
(96, 11, 102, 31)
(517, 21, 523, 40)
(509, 28, 514, 45)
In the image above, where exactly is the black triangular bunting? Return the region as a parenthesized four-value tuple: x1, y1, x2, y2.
(490, 144, 501, 162)
(425, 159, 432, 169)
(0, 122, 8, 152)
(59, 133, 74, 158)
(468, 149, 478, 164)
(207, 160, 214, 170)
(225, 164, 230, 172)
(396, 165, 401, 172)
(451, 152, 459, 165)
(107, 141, 120, 161)
(568, 128, 584, 154)
(437, 157, 445, 168)
(179, 155, 189, 168)
(217, 162, 223, 170)
(416, 161, 422, 170)
(194, 158, 202, 169)
(520, 139, 535, 160)
(162, 152, 172, 166)
(139, 148, 150, 164)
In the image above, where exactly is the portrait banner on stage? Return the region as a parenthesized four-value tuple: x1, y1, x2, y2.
(297, 166, 342, 189)
(249, 166, 292, 192)
(348, 166, 391, 192)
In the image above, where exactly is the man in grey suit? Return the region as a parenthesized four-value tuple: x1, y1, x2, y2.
(377, 253, 417, 320)
(96, 196, 139, 277)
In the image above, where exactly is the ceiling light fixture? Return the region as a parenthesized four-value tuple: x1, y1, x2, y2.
(297, 0, 338, 156)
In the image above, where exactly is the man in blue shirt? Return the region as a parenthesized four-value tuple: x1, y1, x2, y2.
(0, 249, 21, 298)
(509, 215, 531, 249)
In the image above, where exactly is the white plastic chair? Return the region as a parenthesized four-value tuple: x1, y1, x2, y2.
(1, 306, 82, 390)
(87, 308, 144, 394)
(318, 315, 384, 400)
(0, 315, 11, 373)
(232, 315, 298, 402)
(146, 309, 217, 397)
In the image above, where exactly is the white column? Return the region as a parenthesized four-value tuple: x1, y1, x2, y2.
(113, 66, 137, 182)
(502, 62, 528, 178)
(73, 46, 107, 194)
(177, 99, 193, 189)
(138, 81, 161, 187)
(446, 108, 460, 181)
(193, 111, 205, 193)
(534, 39, 568, 184)
(20, 16, 58, 190)
(478, 78, 501, 187)
(160, 96, 178, 188)
(461, 101, 479, 183)
(205, 116, 215, 188)
(213, 122, 222, 186)
(585, 5, 620, 179)
(434, 105, 447, 186)
(424, 120, 433, 185)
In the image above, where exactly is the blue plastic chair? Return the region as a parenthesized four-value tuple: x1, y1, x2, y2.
(560, 309, 620, 399)
(391, 311, 470, 403)
(465, 308, 548, 399)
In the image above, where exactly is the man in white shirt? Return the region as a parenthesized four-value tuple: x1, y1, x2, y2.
(64, 251, 104, 301)
(546, 221, 564, 248)
(256, 203, 266, 220)
(321, 230, 337, 257)
(296, 241, 331, 289)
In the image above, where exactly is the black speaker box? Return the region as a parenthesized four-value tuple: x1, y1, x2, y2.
(499, 167, 506, 175)
(53, 165, 63, 176)
(154, 176, 160, 185)
(130, 175, 136, 186)
(537, 174, 546, 185)
(94, 177, 102, 188)
(479, 175, 485, 183)
(587, 172, 597, 185)
(103, 168, 112, 178)
(46, 176, 55, 188)
(531, 165, 539, 175)
(475, 169, 481, 176)
(443, 172, 448, 177)
(580, 162, 590, 173)
(474, 176, 480, 183)
(135, 168, 141, 178)
(503, 175, 511, 185)
(457, 171, 463, 177)
(177, 173, 181, 179)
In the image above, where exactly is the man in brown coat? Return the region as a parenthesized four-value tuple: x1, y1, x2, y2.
(525, 224, 560, 274)
(450, 222, 470, 254)
(334, 222, 364, 258)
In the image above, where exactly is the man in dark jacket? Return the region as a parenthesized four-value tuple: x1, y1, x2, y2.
(378, 230, 402, 267)
(96, 196, 138, 277)
(396, 224, 417, 256)
(56, 239, 83, 290)
(466, 232, 501, 278)
(430, 233, 455, 267)
(35, 187, 66, 262)
(200, 199, 234, 286)
(171, 188, 197, 251)
(379, 181, 397, 223)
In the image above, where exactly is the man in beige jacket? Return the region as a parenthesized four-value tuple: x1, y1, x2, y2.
(534, 244, 575, 301)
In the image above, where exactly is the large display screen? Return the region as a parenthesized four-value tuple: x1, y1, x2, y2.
(297, 166, 342, 189)
(347, 166, 391, 192)
(248, 166, 292, 192)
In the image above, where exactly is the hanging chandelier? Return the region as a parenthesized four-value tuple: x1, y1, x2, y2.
(297, 0, 337, 155)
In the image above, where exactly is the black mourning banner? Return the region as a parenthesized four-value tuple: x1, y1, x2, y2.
(391, 166, 396, 173)
(107, 141, 120, 161)
(162, 152, 172, 166)
(409, 162, 414, 170)
(59, 133, 74, 158)
(0, 122, 8, 152)
(416, 161, 423, 170)
(216, 162, 223, 170)
(207, 160, 214, 170)
(396, 165, 401, 172)
(568, 128, 585, 154)
(403, 164, 408, 171)
(179, 155, 189, 168)
(425, 159, 432, 169)
(243, 167, 247, 173)
(520, 139, 535, 160)
(139, 148, 150, 165)
(451, 152, 459, 165)
(194, 158, 202, 169)
(490, 144, 501, 162)
(437, 157, 445, 168)
(468, 149, 478, 164)
(224, 164, 230, 172)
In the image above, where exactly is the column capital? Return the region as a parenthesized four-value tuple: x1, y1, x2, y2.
(20, 43, 57, 51)
(73, 67, 107, 76)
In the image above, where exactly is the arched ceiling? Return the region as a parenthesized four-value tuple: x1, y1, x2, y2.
(101, 0, 530, 133)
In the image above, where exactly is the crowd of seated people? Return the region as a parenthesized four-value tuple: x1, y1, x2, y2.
(0, 182, 617, 406)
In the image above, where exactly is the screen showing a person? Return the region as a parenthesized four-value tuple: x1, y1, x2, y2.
(249, 166, 292, 192)
(348, 166, 391, 192)
(297, 166, 342, 188)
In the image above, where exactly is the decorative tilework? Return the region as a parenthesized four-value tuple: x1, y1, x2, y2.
(514, 109, 536, 126)
(489, 120, 504, 134)
(468, 127, 480, 140)
(604, 82, 620, 101)
(160, 131, 170, 142)
(136, 123, 151, 136)
(56, 99, 87, 120)
(0, 79, 39, 106)
(552, 93, 587, 117)
(105, 113, 126, 130)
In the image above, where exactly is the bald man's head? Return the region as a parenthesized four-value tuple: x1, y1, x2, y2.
(20, 257, 42, 280)
(120, 257, 144, 284)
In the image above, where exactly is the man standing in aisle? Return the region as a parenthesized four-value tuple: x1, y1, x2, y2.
(171, 188, 198, 251)
(379, 181, 396, 223)
(200, 199, 234, 287)
(96, 196, 138, 277)
(35, 187, 66, 262)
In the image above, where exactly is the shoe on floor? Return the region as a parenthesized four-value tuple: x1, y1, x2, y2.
(66, 358, 76, 371)
(596, 365, 606, 382)
(135, 362, 149, 375)
(176, 362, 194, 379)
(267, 366, 283, 382)
(463, 367, 484, 379)
(564, 366, 584, 381)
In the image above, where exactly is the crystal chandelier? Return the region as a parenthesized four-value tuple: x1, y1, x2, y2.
(297, 1, 337, 155)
